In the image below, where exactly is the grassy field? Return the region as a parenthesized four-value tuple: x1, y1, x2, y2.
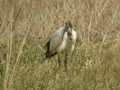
(0, 0, 120, 90)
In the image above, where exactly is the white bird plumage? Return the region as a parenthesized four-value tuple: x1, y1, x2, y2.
(45, 21, 77, 71)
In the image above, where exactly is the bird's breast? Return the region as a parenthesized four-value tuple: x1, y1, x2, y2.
(57, 32, 68, 52)
(57, 32, 73, 53)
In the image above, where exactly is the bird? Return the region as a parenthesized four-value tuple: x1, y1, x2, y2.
(45, 21, 77, 71)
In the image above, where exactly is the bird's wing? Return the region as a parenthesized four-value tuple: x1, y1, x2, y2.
(49, 27, 65, 52)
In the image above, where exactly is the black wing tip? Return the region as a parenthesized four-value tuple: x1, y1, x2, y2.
(45, 40, 58, 59)
(45, 52, 58, 59)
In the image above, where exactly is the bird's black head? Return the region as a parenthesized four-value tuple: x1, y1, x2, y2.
(65, 20, 72, 29)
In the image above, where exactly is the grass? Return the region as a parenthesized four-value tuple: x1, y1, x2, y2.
(0, 0, 120, 90)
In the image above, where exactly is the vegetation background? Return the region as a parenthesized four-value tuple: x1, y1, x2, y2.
(0, 0, 120, 90)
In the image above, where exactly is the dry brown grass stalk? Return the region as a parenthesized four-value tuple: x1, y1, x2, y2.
(3, 6, 14, 90)
(8, 14, 33, 89)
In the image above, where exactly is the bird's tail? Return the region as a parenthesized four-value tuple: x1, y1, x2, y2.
(40, 52, 57, 64)
(42, 40, 57, 63)
(45, 52, 58, 59)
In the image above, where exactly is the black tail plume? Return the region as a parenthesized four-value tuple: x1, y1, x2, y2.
(45, 40, 57, 59)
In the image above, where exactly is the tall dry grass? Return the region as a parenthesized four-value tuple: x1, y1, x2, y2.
(0, 0, 120, 90)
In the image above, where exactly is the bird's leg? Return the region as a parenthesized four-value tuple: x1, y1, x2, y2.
(58, 54, 61, 68)
(64, 53, 68, 72)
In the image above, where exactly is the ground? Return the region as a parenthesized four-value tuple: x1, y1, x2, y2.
(0, 0, 120, 90)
